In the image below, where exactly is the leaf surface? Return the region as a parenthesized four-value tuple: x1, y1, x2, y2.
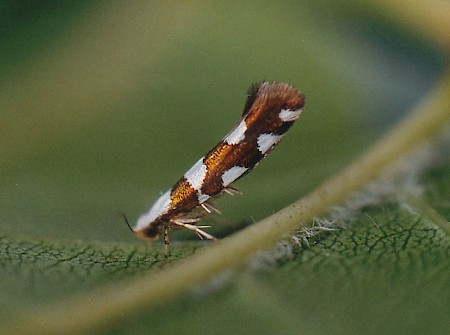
(1, 1, 449, 334)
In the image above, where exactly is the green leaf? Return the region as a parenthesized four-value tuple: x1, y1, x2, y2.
(2, 162, 449, 334)
(124, 201, 449, 335)
(1, 1, 449, 334)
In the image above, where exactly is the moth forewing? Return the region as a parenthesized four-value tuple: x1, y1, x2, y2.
(131, 81, 305, 243)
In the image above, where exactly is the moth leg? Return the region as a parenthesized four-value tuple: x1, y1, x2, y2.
(172, 220, 217, 241)
(171, 217, 200, 224)
(223, 186, 243, 196)
(163, 225, 171, 245)
(163, 225, 171, 260)
(194, 224, 212, 229)
(201, 202, 222, 214)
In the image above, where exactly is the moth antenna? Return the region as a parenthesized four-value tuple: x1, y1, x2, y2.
(115, 211, 134, 233)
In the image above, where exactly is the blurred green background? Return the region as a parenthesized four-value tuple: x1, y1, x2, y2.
(1, 0, 443, 242)
(1, 1, 448, 334)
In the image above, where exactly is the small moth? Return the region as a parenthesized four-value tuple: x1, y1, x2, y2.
(127, 81, 305, 244)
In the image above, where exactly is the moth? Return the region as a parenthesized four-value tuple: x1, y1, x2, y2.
(126, 81, 305, 244)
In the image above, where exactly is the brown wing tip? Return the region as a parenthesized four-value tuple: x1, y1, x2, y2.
(243, 81, 305, 116)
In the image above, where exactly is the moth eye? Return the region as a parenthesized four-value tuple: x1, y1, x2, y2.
(142, 224, 161, 240)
